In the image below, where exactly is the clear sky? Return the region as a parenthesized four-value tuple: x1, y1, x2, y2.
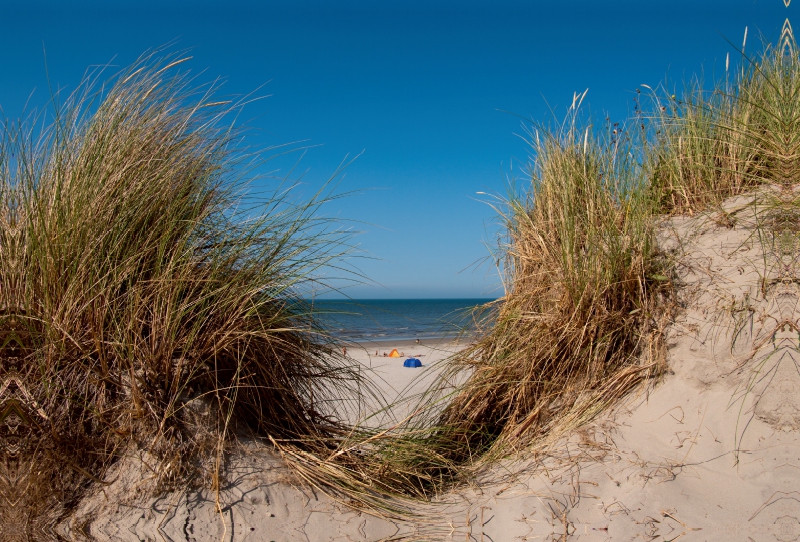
(1, 0, 794, 298)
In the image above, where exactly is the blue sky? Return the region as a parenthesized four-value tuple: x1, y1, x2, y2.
(1, 0, 793, 298)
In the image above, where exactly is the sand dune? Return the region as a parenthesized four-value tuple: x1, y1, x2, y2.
(423, 190, 800, 541)
(62, 192, 800, 541)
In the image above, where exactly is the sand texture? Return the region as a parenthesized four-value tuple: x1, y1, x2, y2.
(63, 192, 800, 541)
(342, 339, 468, 427)
(59, 445, 407, 542)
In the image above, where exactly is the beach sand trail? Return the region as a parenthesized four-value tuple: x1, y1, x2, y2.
(61, 191, 800, 541)
(338, 339, 468, 428)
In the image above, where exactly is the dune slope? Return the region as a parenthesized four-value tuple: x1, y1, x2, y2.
(61, 190, 800, 541)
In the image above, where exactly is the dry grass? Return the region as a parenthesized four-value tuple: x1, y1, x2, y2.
(0, 50, 380, 527)
(648, 34, 800, 213)
(402, 36, 800, 484)
(423, 111, 670, 465)
(4, 31, 800, 530)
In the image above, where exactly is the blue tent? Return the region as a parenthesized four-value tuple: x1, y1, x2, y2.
(403, 358, 422, 368)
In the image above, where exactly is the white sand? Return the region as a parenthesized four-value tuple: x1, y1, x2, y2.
(63, 191, 800, 541)
(341, 338, 469, 427)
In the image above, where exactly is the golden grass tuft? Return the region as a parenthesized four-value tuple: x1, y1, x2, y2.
(0, 50, 375, 525)
(649, 36, 800, 213)
(427, 115, 670, 464)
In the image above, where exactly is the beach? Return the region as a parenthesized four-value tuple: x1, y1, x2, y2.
(342, 337, 470, 427)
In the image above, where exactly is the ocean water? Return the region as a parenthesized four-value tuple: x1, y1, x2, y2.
(311, 298, 495, 342)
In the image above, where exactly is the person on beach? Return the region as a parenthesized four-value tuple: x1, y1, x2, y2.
(342, 346, 347, 356)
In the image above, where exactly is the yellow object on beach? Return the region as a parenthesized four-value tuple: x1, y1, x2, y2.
(388, 348, 401, 357)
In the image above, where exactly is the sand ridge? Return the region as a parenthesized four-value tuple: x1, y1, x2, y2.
(62, 192, 800, 541)
(422, 190, 800, 541)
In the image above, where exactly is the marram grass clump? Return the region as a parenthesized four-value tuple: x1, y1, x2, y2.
(0, 52, 375, 524)
(426, 113, 670, 464)
(649, 35, 800, 213)
(400, 38, 800, 483)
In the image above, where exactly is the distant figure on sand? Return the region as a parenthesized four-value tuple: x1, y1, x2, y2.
(342, 346, 347, 356)
(415, 339, 420, 345)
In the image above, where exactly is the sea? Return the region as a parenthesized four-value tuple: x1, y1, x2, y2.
(311, 298, 496, 342)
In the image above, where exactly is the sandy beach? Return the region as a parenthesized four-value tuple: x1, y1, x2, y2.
(62, 338, 474, 542)
(341, 337, 470, 427)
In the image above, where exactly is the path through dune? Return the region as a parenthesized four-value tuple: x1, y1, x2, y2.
(62, 190, 800, 541)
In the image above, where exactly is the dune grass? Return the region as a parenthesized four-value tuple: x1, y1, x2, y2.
(5, 30, 800, 525)
(648, 32, 800, 213)
(365, 34, 800, 494)
(0, 51, 384, 522)
(416, 106, 669, 465)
